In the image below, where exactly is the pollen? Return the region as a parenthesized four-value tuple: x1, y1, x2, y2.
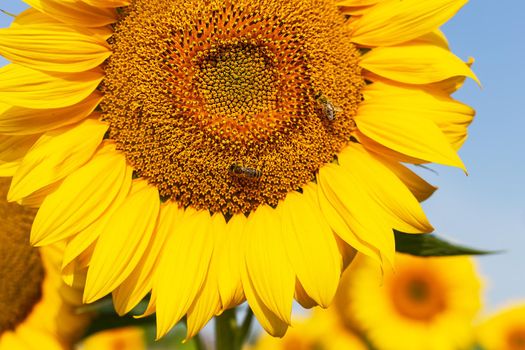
(0, 179, 44, 333)
(101, 0, 363, 214)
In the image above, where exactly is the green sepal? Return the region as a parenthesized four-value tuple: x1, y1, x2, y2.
(394, 230, 498, 257)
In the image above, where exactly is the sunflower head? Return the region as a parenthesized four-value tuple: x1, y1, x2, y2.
(0, 0, 477, 339)
(0, 178, 42, 334)
(0, 178, 89, 349)
(101, 0, 363, 215)
(476, 304, 525, 350)
(333, 253, 482, 350)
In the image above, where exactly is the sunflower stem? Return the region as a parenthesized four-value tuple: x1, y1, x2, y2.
(215, 308, 239, 350)
(235, 308, 254, 349)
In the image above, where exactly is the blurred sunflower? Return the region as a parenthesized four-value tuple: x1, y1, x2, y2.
(0, 179, 89, 350)
(82, 327, 145, 350)
(249, 308, 367, 350)
(334, 254, 482, 350)
(476, 304, 525, 350)
(0, 0, 476, 338)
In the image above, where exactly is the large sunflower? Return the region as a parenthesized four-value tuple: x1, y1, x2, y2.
(334, 253, 482, 350)
(476, 303, 525, 350)
(0, 178, 89, 350)
(0, 0, 476, 338)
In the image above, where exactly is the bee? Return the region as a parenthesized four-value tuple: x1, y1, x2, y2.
(315, 93, 342, 121)
(229, 163, 262, 179)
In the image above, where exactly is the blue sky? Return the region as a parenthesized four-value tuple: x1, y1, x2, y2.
(0, 1, 523, 312)
(430, 0, 525, 312)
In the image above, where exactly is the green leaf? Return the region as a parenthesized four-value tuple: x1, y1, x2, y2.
(394, 230, 498, 256)
(82, 311, 156, 338)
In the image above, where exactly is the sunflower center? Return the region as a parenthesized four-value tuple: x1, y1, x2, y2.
(195, 43, 278, 121)
(390, 270, 446, 322)
(102, 0, 363, 214)
(507, 327, 525, 350)
(0, 179, 43, 333)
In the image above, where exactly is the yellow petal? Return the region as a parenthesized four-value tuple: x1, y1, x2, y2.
(23, 0, 116, 27)
(244, 205, 295, 325)
(0, 24, 111, 73)
(18, 181, 61, 208)
(62, 260, 88, 289)
(280, 185, 341, 307)
(335, 235, 358, 270)
(12, 8, 60, 27)
(186, 214, 226, 339)
(112, 202, 173, 316)
(338, 144, 433, 233)
(356, 96, 466, 170)
(378, 159, 437, 202)
(356, 131, 426, 165)
(413, 30, 449, 49)
(340, 5, 376, 16)
(318, 164, 395, 267)
(0, 64, 103, 109)
(337, 0, 379, 6)
(217, 213, 246, 310)
(352, 0, 467, 46)
(134, 289, 157, 319)
(430, 56, 476, 93)
(31, 144, 130, 246)
(154, 207, 214, 339)
(0, 162, 21, 176)
(363, 81, 475, 150)
(82, 0, 130, 7)
(9, 119, 107, 202)
(13, 8, 113, 41)
(240, 255, 289, 337)
(63, 233, 99, 273)
(0, 93, 102, 136)
(0, 133, 39, 177)
(84, 180, 160, 303)
(316, 173, 383, 264)
(61, 161, 132, 269)
(337, 0, 378, 15)
(360, 43, 480, 85)
(294, 280, 317, 309)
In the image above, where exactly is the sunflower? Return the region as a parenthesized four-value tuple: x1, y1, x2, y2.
(476, 304, 525, 350)
(82, 327, 146, 350)
(0, 178, 89, 350)
(249, 308, 368, 350)
(334, 253, 482, 350)
(0, 0, 476, 339)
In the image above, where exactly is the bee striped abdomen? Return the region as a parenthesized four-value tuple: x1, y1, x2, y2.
(229, 164, 262, 179)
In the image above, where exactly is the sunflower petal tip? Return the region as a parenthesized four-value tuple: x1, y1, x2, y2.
(6, 186, 20, 203)
(464, 56, 482, 87)
(29, 228, 46, 247)
(83, 284, 108, 305)
(155, 327, 170, 341)
(113, 305, 127, 317)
